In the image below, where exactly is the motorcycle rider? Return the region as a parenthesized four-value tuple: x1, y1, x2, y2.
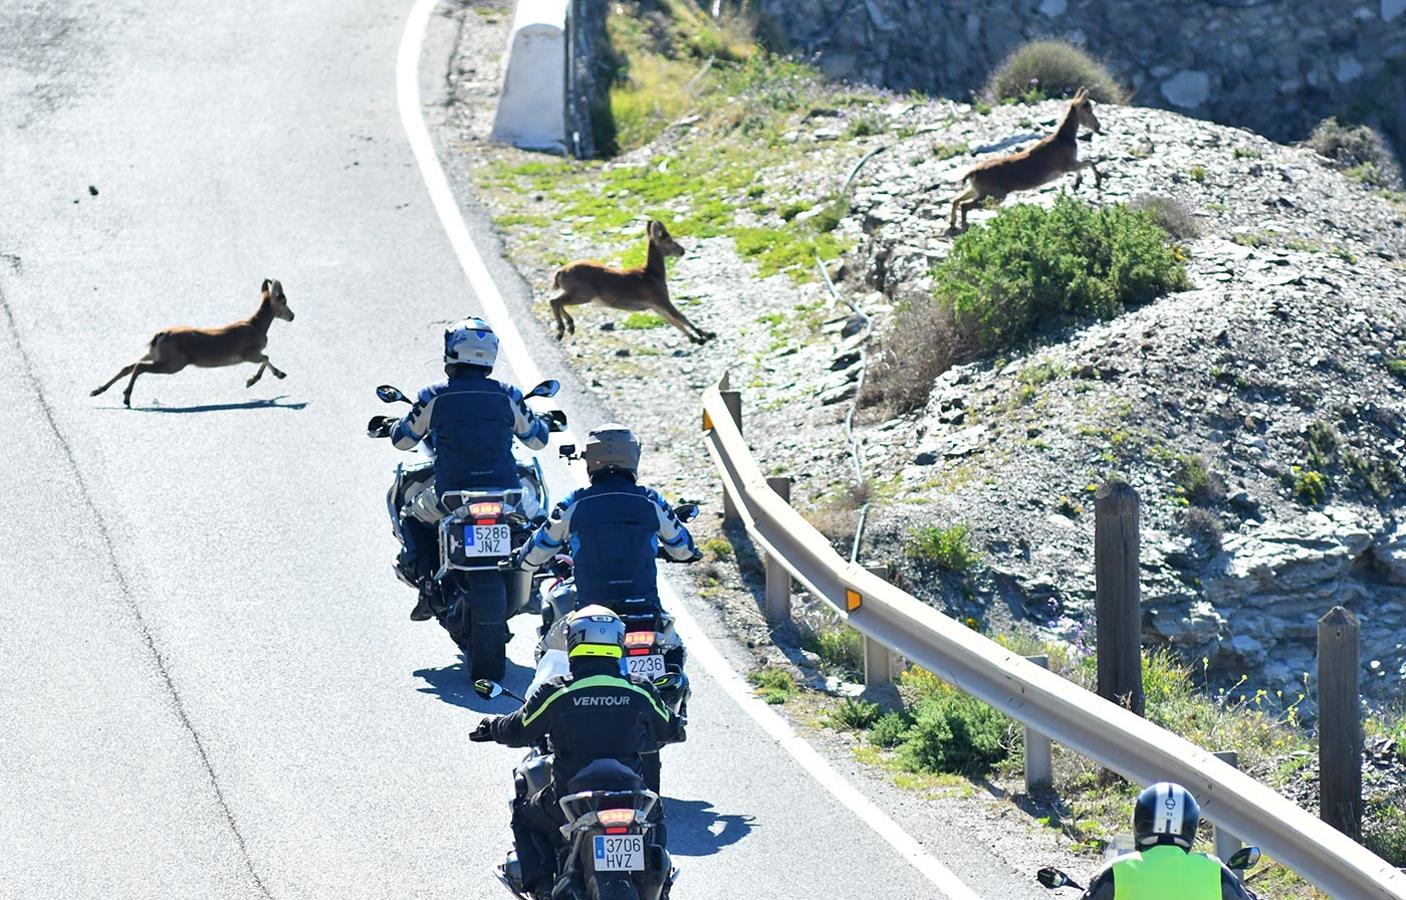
(1075, 782, 1254, 899)
(513, 423, 699, 613)
(471, 605, 684, 896)
(391, 316, 553, 621)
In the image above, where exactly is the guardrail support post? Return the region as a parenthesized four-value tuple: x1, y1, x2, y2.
(1023, 655, 1053, 793)
(1094, 479, 1144, 716)
(862, 565, 892, 686)
(763, 476, 792, 627)
(1212, 750, 1243, 866)
(1318, 606, 1362, 838)
(720, 389, 743, 525)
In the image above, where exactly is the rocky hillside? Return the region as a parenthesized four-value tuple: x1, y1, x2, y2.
(446, 8, 1406, 716)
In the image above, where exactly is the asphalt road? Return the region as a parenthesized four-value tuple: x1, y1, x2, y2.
(0, 2, 1041, 897)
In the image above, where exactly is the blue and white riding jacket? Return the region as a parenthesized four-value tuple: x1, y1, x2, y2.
(391, 369, 549, 493)
(519, 473, 697, 604)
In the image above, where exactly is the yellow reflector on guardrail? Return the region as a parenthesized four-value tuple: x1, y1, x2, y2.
(846, 589, 862, 611)
(703, 410, 713, 431)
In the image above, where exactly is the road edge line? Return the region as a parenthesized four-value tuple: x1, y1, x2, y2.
(395, 4, 982, 896)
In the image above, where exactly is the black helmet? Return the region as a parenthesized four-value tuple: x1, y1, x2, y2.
(1134, 782, 1200, 850)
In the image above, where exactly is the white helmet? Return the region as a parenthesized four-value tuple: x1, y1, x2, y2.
(445, 316, 499, 368)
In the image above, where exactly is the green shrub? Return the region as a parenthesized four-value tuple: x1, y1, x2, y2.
(1174, 454, 1225, 505)
(1308, 117, 1404, 191)
(870, 711, 911, 748)
(824, 697, 882, 731)
(802, 623, 864, 675)
(1292, 467, 1328, 506)
(1389, 359, 1406, 380)
(985, 40, 1125, 104)
(896, 680, 1016, 776)
(700, 537, 733, 559)
(933, 195, 1191, 354)
(905, 523, 978, 571)
(1306, 421, 1339, 470)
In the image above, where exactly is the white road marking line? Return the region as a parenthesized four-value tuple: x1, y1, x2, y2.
(396, 3, 984, 896)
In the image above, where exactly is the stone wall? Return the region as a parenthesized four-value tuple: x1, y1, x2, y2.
(757, 0, 1406, 153)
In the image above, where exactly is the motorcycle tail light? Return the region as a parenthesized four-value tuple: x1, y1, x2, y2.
(468, 501, 503, 518)
(627, 648, 651, 656)
(597, 808, 637, 828)
(624, 631, 654, 648)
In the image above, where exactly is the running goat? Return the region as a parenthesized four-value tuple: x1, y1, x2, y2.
(547, 220, 715, 345)
(949, 87, 1104, 231)
(91, 278, 295, 407)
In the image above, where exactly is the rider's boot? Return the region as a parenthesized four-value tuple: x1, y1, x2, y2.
(410, 579, 436, 621)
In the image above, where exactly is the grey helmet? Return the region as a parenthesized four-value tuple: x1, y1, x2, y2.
(583, 423, 641, 479)
(566, 605, 626, 660)
(1133, 782, 1200, 850)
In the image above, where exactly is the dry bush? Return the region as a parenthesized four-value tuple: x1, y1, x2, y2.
(1307, 117, 1404, 190)
(1129, 194, 1201, 240)
(860, 299, 959, 415)
(985, 39, 1126, 105)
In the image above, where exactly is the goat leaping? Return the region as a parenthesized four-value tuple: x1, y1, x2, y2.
(949, 87, 1104, 231)
(91, 278, 296, 408)
(547, 220, 715, 345)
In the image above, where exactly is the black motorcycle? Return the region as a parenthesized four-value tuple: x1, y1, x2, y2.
(473, 679, 678, 900)
(367, 380, 566, 680)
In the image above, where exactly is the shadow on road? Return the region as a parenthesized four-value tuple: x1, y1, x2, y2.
(118, 395, 308, 413)
(661, 797, 755, 857)
(414, 653, 536, 713)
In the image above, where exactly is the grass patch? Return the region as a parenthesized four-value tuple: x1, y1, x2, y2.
(747, 666, 797, 705)
(905, 523, 978, 571)
(984, 39, 1125, 104)
(620, 311, 666, 330)
(1388, 359, 1406, 380)
(1128, 194, 1201, 240)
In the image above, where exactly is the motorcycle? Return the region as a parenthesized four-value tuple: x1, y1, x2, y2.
(530, 486, 700, 792)
(473, 678, 678, 900)
(1037, 845, 1262, 898)
(367, 380, 566, 681)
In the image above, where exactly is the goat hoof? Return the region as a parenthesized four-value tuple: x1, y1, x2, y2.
(89, 387, 101, 397)
(245, 378, 257, 388)
(274, 371, 287, 380)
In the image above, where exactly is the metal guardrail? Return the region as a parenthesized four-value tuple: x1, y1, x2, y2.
(700, 380, 1406, 900)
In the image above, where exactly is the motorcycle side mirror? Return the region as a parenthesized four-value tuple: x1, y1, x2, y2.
(527, 379, 560, 399)
(673, 503, 699, 523)
(473, 679, 504, 700)
(376, 385, 408, 404)
(1226, 846, 1261, 871)
(1036, 868, 1071, 889)
(559, 444, 576, 458)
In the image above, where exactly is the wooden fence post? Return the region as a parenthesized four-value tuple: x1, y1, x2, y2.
(720, 389, 743, 525)
(1094, 479, 1144, 716)
(1318, 606, 1362, 838)
(763, 476, 792, 627)
(1213, 750, 1243, 866)
(1023, 655, 1053, 793)
(862, 565, 893, 686)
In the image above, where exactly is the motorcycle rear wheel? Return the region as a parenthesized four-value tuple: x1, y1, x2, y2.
(464, 570, 508, 681)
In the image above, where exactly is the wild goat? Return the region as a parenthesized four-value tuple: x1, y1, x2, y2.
(91, 278, 296, 407)
(948, 87, 1104, 231)
(547, 220, 715, 345)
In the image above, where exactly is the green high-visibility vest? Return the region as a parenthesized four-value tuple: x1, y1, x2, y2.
(1112, 845, 1222, 899)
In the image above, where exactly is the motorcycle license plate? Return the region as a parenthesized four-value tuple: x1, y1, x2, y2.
(592, 834, 644, 871)
(464, 524, 511, 557)
(626, 654, 665, 680)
